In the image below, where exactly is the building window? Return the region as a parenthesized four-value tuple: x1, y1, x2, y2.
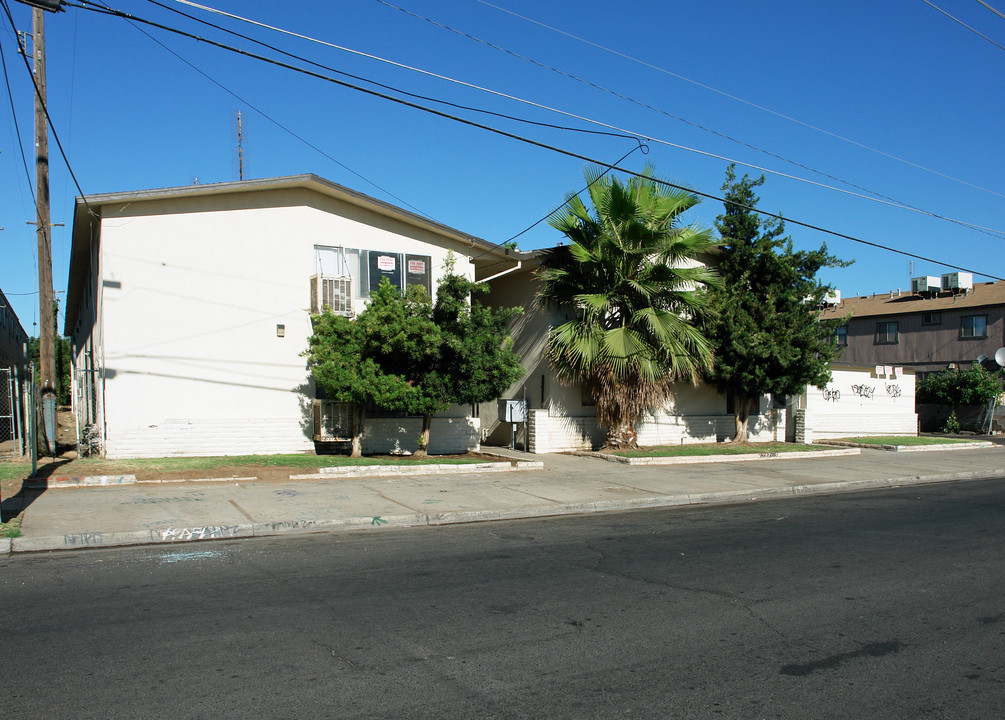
(921, 312, 942, 326)
(960, 315, 987, 339)
(833, 325, 848, 346)
(875, 321, 898, 344)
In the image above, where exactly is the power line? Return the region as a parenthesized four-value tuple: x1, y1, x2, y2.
(976, 0, 1005, 21)
(117, 12, 439, 221)
(501, 142, 647, 246)
(374, 2, 908, 206)
(0, 14, 34, 205)
(474, 0, 1005, 201)
(61, 1, 1004, 279)
(146, 0, 640, 144)
(923, 0, 1005, 51)
(0, 0, 95, 218)
(374, 0, 1005, 241)
(156, 0, 1005, 239)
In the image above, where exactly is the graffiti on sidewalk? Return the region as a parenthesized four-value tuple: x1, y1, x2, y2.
(160, 526, 236, 542)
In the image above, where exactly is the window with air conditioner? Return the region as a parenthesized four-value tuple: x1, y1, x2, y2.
(312, 245, 360, 315)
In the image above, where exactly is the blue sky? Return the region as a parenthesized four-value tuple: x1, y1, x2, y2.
(2, 0, 1003, 336)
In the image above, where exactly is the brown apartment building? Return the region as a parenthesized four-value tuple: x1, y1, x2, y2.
(820, 277, 1005, 379)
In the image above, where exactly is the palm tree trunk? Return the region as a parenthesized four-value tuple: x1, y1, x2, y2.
(604, 422, 638, 450)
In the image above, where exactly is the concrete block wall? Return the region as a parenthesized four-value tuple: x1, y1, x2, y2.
(802, 411, 917, 441)
(526, 408, 784, 454)
(363, 417, 480, 455)
(527, 410, 602, 454)
(107, 418, 314, 459)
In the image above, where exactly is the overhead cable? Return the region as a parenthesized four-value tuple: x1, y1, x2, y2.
(0, 15, 35, 204)
(0, 0, 95, 217)
(64, 1, 1004, 278)
(923, 0, 1005, 51)
(474, 0, 1005, 200)
(156, 0, 1005, 238)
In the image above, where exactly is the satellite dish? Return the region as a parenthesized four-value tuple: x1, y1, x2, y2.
(977, 354, 997, 371)
(996, 347, 1005, 368)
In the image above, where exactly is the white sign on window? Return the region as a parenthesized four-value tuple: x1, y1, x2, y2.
(377, 255, 396, 271)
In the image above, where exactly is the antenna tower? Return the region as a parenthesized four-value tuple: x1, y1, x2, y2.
(232, 110, 248, 181)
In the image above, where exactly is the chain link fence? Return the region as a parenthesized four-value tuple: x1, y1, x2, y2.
(0, 367, 20, 457)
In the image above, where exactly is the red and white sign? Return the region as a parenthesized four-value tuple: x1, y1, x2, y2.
(377, 255, 396, 271)
(408, 259, 426, 275)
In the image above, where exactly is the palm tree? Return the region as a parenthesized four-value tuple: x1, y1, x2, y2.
(537, 166, 719, 449)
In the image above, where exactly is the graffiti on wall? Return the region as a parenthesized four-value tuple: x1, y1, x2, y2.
(851, 384, 875, 400)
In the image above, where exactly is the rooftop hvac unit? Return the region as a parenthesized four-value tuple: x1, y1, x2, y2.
(312, 399, 352, 442)
(911, 276, 941, 294)
(941, 272, 973, 292)
(310, 274, 353, 315)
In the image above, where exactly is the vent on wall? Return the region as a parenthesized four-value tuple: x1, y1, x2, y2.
(310, 274, 352, 315)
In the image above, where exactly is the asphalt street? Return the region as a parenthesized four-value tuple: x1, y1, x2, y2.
(1, 477, 1002, 719)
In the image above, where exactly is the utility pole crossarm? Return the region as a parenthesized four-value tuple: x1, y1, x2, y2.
(12, 1, 63, 12)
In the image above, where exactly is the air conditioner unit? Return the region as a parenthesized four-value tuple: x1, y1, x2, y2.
(309, 274, 352, 315)
(941, 272, 973, 292)
(312, 399, 353, 442)
(911, 276, 941, 294)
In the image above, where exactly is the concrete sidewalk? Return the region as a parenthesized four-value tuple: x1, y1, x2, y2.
(6, 445, 1005, 553)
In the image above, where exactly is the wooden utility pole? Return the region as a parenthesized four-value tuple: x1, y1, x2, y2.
(32, 6, 56, 455)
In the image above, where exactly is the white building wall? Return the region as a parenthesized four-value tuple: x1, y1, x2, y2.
(97, 188, 476, 458)
(801, 365, 917, 442)
(526, 398, 782, 454)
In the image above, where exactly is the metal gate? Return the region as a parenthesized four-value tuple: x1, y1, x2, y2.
(0, 367, 17, 457)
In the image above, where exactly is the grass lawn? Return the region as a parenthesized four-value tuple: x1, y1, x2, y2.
(0, 453, 502, 484)
(837, 436, 977, 446)
(0, 517, 21, 538)
(612, 442, 831, 458)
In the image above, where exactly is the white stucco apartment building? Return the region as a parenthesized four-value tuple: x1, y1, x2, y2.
(64, 175, 523, 458)
(65, 175, 917, 459)
(478, 254, 787, 453)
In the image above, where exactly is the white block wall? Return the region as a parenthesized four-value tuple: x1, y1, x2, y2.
(363, 417, 480, 455)
(107, 417, 313, 459)
(802, 366, 917, 442)
(527, 408, 783, 454)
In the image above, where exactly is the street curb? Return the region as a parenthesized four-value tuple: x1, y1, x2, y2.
(290, 460, 543, 480)
(8, 468, 1004, 554)
(136, 476, 259, 484)
(818, 440, 995, 453)
(25, 474, 138, 489)
(573, 448, 861, 465)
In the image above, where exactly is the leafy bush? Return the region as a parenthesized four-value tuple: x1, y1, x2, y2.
(917, 364, 1003, 407)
